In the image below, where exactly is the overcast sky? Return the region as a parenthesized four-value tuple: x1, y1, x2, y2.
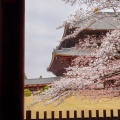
(25, 0, 79, 79)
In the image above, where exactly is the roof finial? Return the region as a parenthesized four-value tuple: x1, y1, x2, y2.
(40, 75, 42, 78)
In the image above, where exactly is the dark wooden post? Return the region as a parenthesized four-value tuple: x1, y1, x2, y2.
(118, 109, 120, 120)
(74, 110, 77, 119)
(66, 111, 70, 119)
(26, 110, 31, 120)
(37, 85, 40, 91)
(81, 110, 84, 120)
(103, 110, 106, 120)
(110, 109, 113, 120)
(44, 111, 47, 120)
(51, 111, 55, 120)
(96, 110, 99, 120)
(88, 110, 92, 119)
(0, 0, 24, 120)
(36, 111, 39, 120)
(59, 111, 62, 120)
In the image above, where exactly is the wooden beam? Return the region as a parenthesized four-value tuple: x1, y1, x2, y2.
(0, 0, 24, 120)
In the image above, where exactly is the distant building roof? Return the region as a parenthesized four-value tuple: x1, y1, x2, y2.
(25, 76, 60, 86)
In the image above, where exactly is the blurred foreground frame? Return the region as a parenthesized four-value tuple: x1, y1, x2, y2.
(0, 0, 25, 120)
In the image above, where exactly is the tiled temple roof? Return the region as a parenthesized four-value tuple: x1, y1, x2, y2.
(57, 12, 120, 50)
(73, 12, 120, 30)
(54, 48, 120, 57)
(54, 48, 93, 56)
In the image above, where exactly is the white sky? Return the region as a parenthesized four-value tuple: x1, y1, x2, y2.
(25, 0, 80, 79)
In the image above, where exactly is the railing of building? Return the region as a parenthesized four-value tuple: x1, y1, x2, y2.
(25, 109, 120, 120)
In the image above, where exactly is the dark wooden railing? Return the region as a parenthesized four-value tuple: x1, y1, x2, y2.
(25, 109, 120, 120)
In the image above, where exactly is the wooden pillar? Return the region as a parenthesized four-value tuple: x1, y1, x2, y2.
(37, 85, 40, 91)
(0, 0, 24, 120)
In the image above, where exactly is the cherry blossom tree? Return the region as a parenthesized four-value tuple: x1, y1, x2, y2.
(27, 0, 120, 108)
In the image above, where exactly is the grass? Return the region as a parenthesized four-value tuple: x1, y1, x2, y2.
(24, 96, 120, 119)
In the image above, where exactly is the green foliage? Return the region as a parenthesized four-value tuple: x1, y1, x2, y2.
(24, 89, 31, 97)
(37, 88, 44, 95)
(37, 86, 50, 95)
(44, 85, 49, 90)
(40, 88, 44, 93)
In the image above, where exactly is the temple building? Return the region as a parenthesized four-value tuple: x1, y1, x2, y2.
(25, 12, 120, 91)
(47, 12, 120, 76)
